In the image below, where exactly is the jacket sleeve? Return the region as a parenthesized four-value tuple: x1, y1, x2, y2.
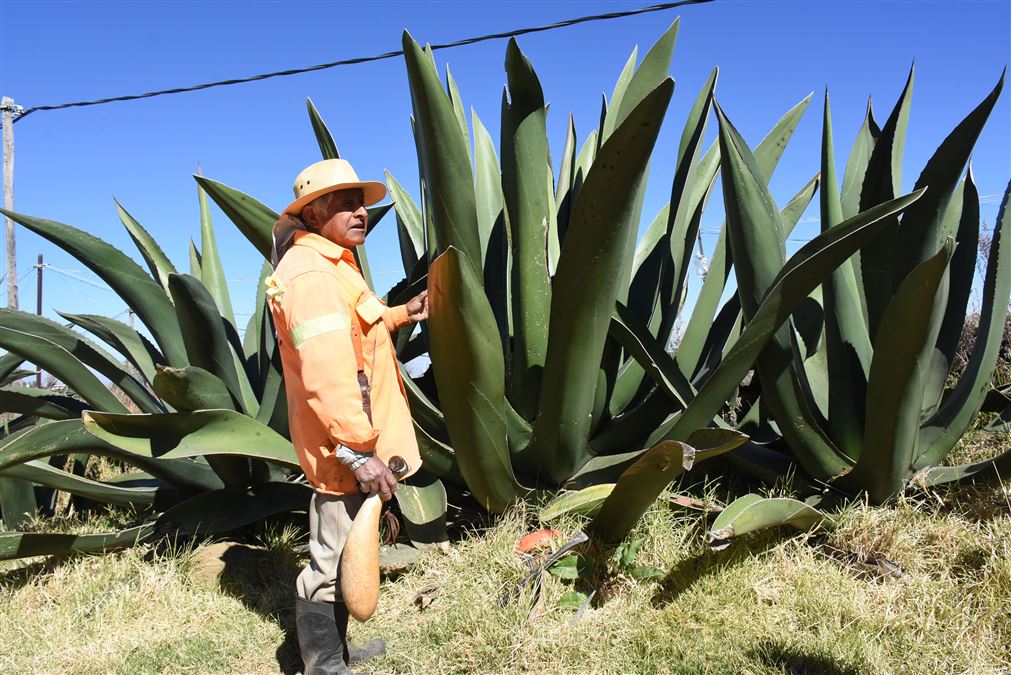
(283, 270, 379, 453)
(382, 304, 413, 333)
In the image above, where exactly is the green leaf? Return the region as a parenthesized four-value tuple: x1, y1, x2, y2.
(612, 20, 679, 134)
(558, 590, 589, 610)
(168, 274, 258, 416)
(501, 39, 553, 418)
(665, 189, 926, 443)
(555, 114, 578, 243)
(1, 309, 162, 413)
(402, 31, 481, 263)
(427, 247, 522, 512)
(708, 495, 828, 547)
(153, 365, 235, 411)
(609, 303, 694, 409)
(82, 409, 298, 468)
(0, 475, 36, 529)
(859, 66, 914, 339)
(589, 428, 747, 543)
(307, 97, 339, 159)
(531, 79, 674, 484)
(715, 101, 850, 479)
(59, 312, 164, 385)
(189, 238, 202, 279)
(114, 198, 178, 290)
(935, 170, 979, 370)
(194, 176, 278, 261)
(540, 483, 615, 522)
(0, 209, 187, 366)
(0, 353, 26, 384)
(918, 182, 1011, 466)
(471, 110, 506, 268)
(600, 46, 637, 143)
(840, 241, 953, 503)
(548, 554, 591, 580)
(386, 170, 425, 274)
(820, 92, 873, 460)
(840, 98, 881, 219)
(0, 326, 129, 413)
(445, 64, 471, 162)
(196, 171, 237, 328)
(912, 444, 1011, 488)
(894, 69, 1004, 284)
(0, 460, 157, 506)
(394, 470, 449, 549)
(0, 523, 155, 560)
(0, 386, 87, 420)
(619, 537, 644, 568)
(0, 419, 223, 492)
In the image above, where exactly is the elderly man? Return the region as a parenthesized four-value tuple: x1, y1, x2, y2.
(267, 158, 425, 674)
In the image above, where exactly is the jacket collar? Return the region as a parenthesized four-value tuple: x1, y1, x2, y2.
(292, 231, 359, 269)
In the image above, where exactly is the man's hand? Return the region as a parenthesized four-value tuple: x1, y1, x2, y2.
(406, 290, 428, 323)
(353, 456, 398, 502)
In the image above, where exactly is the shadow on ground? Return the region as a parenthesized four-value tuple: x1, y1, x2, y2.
(747, 641, 863, 675)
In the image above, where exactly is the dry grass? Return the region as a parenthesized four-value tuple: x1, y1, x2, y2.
(1, 441, 1009, 674)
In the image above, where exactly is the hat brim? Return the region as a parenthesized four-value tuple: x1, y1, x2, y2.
(283, 180, 387, 216)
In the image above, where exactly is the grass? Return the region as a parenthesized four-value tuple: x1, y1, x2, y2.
(1, 436, 1009, 674)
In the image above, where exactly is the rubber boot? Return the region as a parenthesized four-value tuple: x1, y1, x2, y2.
(294, 596, 351, 675)
(335, 602, 387, 664)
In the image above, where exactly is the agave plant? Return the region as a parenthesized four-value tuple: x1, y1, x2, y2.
(374, 24, 929, 543)
(714, 67, 1010, 504)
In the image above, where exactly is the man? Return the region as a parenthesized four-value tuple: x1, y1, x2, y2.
(267, 158, 426, 674)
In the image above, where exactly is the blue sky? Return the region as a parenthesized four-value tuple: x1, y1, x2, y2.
(1, 0, 1008, 335)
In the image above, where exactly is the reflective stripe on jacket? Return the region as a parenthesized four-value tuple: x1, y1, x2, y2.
(267, 230, 421, 495)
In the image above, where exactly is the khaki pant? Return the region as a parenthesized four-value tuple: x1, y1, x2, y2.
(296, 491, 365, 604)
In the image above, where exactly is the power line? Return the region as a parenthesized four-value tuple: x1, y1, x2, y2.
(8, 0, 713, 123)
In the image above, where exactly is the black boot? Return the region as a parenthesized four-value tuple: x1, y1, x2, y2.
(294, 596, 351, 675)
(334, 602, 388, 665)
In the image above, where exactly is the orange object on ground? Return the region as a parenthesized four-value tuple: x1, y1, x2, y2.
(515, 528, 562, 554)
(267, 230, 421, 495)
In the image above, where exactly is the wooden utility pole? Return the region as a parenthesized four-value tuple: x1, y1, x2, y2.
(36, 254, 43, 387)
(2, 96, 17, 309)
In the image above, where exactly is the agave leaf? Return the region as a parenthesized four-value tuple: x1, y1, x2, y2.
(609, 303, 693, 409)
(841, 98, 881, 219)
(386, 171, 425, 274)
(708, 495, 828, 548)
(0, 327, 128, 413)
(445, 64, 471, 162)
(307, 97, 339, 159)
(189, 239, 203, 278)
(153, 365, 235, 411)
(59, 312, 164, 385)
(0, 353, 26, 384)
(83, 409, 297, 468)
(501, 39, 553, 418)
(400, 365, 448, 442)
(1, 459, 158, 506)
(254, 347, 289, 438)
(0, 419, 223, 492)
(540, 483, 615, 521)
(0, 523, 155, 560)
(0, 209, 187, 366)
(427, 247, 522, 512)
(935, 170, 979, 368)
(471, 110, 505, 266)
(839, 241, 953, 502)
(611, 20, 679, 134)
(589, 428, 747, 543)
(894, 70, 1004, 283)
(917, 183, 1011, 466)
(168, 274, 258, 416)
(600, 46, 638, 143)
(196, 173, 237, 328)
(532, 79, 674, 484)
(570, 129, 597, 212)
(1, 310, 163, 414)
(555, 114, 578, 243)
(676, 94, 814, 377)
(242, 260, 273, 363)
(194, 176, 277, 261)
(114, 198, 178, 290)
(665, 189, 926, 443)
(412, 420, 462, 484)
(402, 31, 481, 264)
(715, 102, 851, 479)
(820, 92, 873, 459)
(0, 386, 87, 420)
(394, 470, 449, 549)
(859, 66, 914, 339)
(913, 445, 1011, 488)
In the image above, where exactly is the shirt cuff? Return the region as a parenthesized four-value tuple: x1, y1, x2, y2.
(334, 444, 372, 469)
(382, 304, 413, 333)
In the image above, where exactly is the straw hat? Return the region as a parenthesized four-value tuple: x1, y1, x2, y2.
(282, 158, 386, 216)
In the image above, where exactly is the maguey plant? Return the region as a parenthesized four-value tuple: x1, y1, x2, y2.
(380, 23, 930, 544)
(714, 67, 1010, 506)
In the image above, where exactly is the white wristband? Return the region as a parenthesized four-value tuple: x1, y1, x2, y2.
(335, 444, 371, 470)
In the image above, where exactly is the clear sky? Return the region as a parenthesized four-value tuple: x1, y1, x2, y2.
(1, 0, 1008, 335)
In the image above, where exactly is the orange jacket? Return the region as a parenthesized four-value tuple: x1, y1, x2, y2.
(267, 230, 421, 495)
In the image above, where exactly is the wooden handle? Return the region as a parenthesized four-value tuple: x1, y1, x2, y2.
(339, 455, 409, 622)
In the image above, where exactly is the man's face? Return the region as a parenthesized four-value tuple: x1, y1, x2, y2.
(302, 188, 368, 248)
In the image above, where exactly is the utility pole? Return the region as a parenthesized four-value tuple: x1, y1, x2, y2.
(36, 254, 43, 387)
(2, 96, 18, 309)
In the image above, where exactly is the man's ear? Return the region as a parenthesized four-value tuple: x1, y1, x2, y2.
(300, 203, 316, 230)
